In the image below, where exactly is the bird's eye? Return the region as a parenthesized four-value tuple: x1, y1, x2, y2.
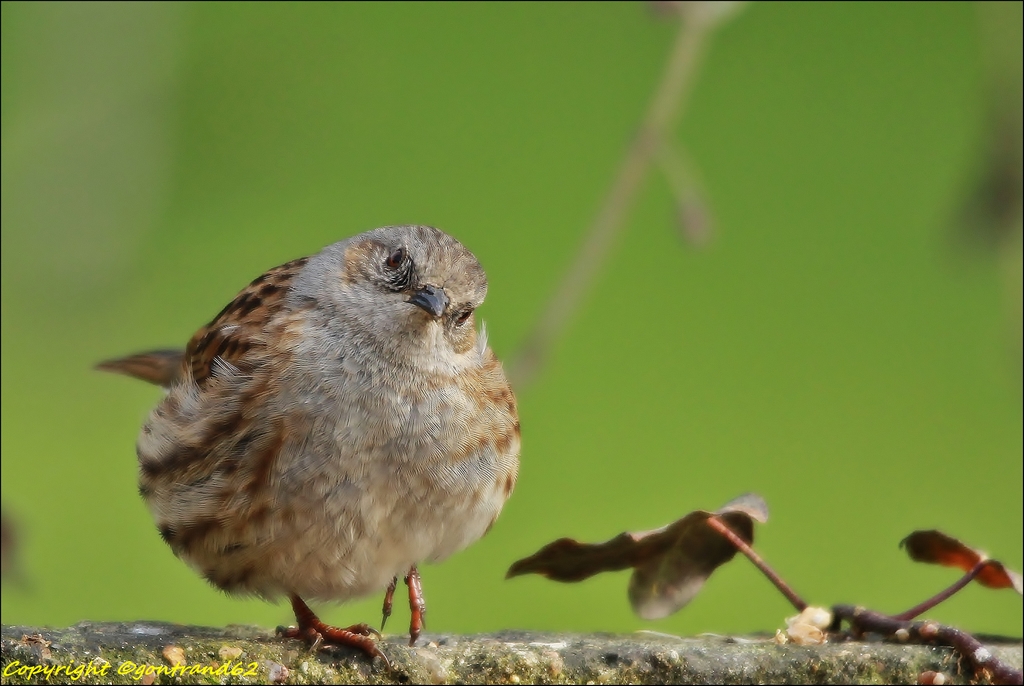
(455, 309, 472, 326)
(385, 248, 406, 270)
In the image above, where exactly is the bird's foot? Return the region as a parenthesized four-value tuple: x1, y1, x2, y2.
(376, 568, 426, 646)
(380, 576, 398, 630)
(405, 567, 426, 646)
(278, 594, 391, 669)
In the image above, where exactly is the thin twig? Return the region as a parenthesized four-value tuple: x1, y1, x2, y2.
(656, 138, 714, 247)
(705, 515, 808, 612)
(893, 561, 986, 621)
(832, 604, 1023, 685)
(507, 16, 715, 389)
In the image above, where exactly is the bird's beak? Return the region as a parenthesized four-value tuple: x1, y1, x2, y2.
(408, 284, 449, 319)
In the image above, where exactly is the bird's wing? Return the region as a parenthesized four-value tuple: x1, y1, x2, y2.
(183, 257, 309, 386)
(134, 257, 314, 567)
(96, 257, 309, 388)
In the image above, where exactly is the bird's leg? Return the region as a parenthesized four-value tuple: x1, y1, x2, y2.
(381, 575, 398, 630)
(277, 594, 390, 668)
(405, 566, 426, 646)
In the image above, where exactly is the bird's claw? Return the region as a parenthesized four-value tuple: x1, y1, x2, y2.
(281, 595, 392, 670)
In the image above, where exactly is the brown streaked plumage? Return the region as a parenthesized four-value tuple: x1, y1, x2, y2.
(98, 226, 520, 666)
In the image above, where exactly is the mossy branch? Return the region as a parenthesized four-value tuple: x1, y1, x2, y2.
(2, 622, 1021, 685)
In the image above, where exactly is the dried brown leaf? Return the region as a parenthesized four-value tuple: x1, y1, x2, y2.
(507, 493, 768, 619)
(901, 530, 1022, 594)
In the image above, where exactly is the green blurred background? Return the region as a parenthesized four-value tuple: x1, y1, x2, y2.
(2, 2, 1021, 638)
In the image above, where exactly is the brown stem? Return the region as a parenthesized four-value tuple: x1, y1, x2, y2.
(706, 515, 808, 612)
(833, 604, 1023, 685)
(893, 561, 986, 621)
(507, 16, 715, 389)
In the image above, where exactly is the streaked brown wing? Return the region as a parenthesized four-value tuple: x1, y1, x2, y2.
(185, 257, 309, 385)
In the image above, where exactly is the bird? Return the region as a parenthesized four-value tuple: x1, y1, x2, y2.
(97, 225, 521, 666)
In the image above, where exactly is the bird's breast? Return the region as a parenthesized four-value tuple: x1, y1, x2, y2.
(309, 349, 521, 564)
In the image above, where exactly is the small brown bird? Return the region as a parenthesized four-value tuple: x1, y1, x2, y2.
(98, 225, 520, 665)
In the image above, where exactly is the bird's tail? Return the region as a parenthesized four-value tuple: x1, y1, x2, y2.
(95, 349, 185, 388)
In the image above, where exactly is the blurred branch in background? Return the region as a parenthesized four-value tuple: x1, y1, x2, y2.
(505, 2, 745, 389)
(0, 508, 19, 585)
(956, 2, 1023, 370)
(657, 135, 714, 249)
